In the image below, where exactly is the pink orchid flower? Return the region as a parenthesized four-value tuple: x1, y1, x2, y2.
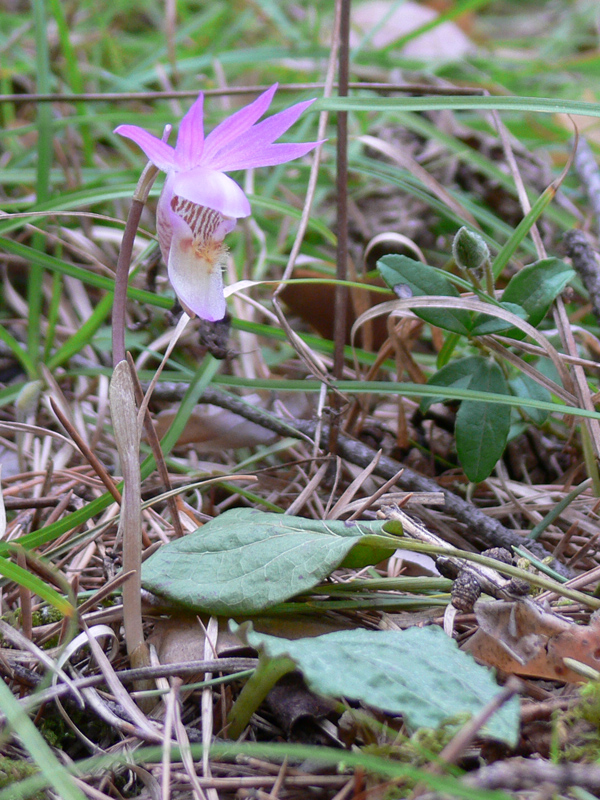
(115, 85, 319, 321)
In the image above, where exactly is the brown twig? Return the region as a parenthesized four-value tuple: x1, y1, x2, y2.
(7, 658, 258, 723)
(329, 0, 351, 458)
(191, 387, 566, 568)
(574, 136, 600, 239)
(0, 83, 487, 105)
(463, 758, 600, 793)
(3, 496, 61, 510)
(564, 229, 600, 328)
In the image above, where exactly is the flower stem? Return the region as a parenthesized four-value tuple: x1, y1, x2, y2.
(112, 162, 159, 367)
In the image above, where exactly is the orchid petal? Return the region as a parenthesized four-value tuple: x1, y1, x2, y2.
(204, 99, 317, 171)
(156, 177, 175, 263)
(167, 213, 227, 321)
(172, 167, 251, 219)
(114, 125, 177, 172)
(175, 93, 204, 169)
(208, 141, 322, 171)
(202, 84, 278, 162)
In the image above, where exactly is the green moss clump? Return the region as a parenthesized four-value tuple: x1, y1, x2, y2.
(31, 606, 64, 627)
(0, 756, 43, 799)
(560, 681, 600, 762)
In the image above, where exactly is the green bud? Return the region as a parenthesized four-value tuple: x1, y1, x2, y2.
(15, 380, 42, 421)
(452, 227, 490, 271)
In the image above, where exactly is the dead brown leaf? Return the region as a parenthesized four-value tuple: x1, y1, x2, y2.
(464, 598, 600, 683)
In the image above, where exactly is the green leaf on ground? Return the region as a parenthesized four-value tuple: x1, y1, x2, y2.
(377, 254, 472, 335)
(501, 257, 575, 336)
(241, 624, 520, 746)
(141, 509, 396, 614)
(455, 359, 511, 482)
(509, 373, 551, 425)
(420, 355, 484, 413)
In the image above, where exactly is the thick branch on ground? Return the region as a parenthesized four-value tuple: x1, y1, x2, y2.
(563, 229, 600, 327)
(464, 758, 600, 792)
(195, 387, 562, 567)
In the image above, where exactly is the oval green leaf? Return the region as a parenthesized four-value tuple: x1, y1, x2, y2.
(141, 509, 395, 614)
(241, 624, 520, 746)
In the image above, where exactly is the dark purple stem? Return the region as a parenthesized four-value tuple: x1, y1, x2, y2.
(329, 0, 351, 454)
(112, 199, 145, 367)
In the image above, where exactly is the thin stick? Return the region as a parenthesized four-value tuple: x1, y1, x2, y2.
(0, 83, 488, 104)
(192, 386, 569, 568)
(329, 0, 351, 456)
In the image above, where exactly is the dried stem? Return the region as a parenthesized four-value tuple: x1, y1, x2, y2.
(126, 352, 185, 539)
(109, 361, 148, 671)
(0, 82, 487, 105)
(50, 397, 122, 504)
(564, 229, 600, 326)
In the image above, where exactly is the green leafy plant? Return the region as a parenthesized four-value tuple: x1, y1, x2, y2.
(377, 251, 575, 482)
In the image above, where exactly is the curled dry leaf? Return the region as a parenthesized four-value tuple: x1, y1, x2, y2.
(266, 671, 334, 738)
(464, 597, 600, 683)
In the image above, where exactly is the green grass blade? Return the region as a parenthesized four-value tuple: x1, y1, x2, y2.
(42, 271, 64, 363)
(318, 94, 600, 118)
(47, 0, 94, 164)
(29, 0, 53, 371)
(491, 183, 557, 277)
(0, 552, 73, 616)
(0, 325, 37, 379)
(0, 237, 171, 308)
(46, 292, 114, 371)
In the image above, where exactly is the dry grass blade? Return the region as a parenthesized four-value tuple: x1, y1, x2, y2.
(77, 623, 162, 741)
(0, 618, 84, 706)
(0, 420, 74, 449)
(161, 678, 176, 800)
(201, 616, 219, 795)
(286, 461, 329, 516)
(50, 397, 122, 504)
(327, 450, 381, 519)
(4, 1, 600, 794)
(352, 295, 573, 392)
(110, 361, 147, 669)
(172, 678, 209, 800)
(359, 134, 479, 227)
